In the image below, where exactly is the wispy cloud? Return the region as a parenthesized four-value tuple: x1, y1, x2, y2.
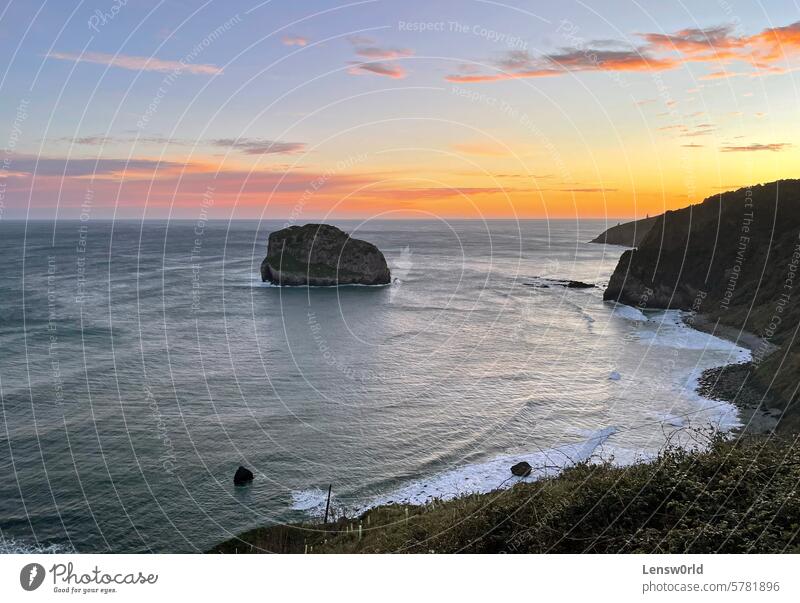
(354, 46, 413, 60)
(721, 143, 791, 152)
(346, 37, 412, 79)
(4, 154, 184, 177)
(347, 61, 407, 79)
(446, 47, 677, 82)
(367, 186, 533, 200)
(446, 19, 800, 83)
(211, 138, 306, 155)
(46, 51, 221, 75)
(282, 35, 309, 47)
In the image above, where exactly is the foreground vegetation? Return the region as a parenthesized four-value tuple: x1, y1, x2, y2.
(211, 435, 800, 554)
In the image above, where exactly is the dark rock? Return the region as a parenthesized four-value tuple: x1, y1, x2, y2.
(603, 179, 800, 423)
(590, 215, 659, 247)
(260, 224, 391, 286)
(524, 279, 594, 289)
(565, 280, 594, 289)
(510, 461, 532, 477)
(234, 466, 254, 485)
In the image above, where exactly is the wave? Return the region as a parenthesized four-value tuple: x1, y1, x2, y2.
(237, 275, 393, 289)
(635, 310, 751, 360)
(609, 302, 647, 321)
(0, 538, 75, 554)
(291, 426, 620, 517)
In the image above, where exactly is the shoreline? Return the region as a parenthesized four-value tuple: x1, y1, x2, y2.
(210, 307, 780, 552)
(685, 313, 781, 435)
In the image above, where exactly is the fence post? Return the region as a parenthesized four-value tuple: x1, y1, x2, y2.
(323, 484, 332, 525)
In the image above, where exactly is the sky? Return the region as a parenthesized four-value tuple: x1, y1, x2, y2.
(0, 0, 798, 220)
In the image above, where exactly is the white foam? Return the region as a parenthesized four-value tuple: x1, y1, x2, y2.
(363, 427, 618, 510)
(635, 311, 751, 361)
(289, 428, 621, 517)
(290, 487, 330, 513)
(252, 275, 393, 289)
(0, 539, 75, 554)
(651, 412, 688, 428)
(610, 302, 647, 321)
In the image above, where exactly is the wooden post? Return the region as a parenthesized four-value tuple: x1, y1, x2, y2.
(323, 484, 332, 525)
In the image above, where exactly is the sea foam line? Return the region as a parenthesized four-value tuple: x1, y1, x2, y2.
(291, 426, 621, 517)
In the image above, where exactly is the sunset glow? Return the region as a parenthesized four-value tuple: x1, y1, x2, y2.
(1, 1, 798, 220)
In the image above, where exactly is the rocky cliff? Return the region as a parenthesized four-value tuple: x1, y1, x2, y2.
(590, 215, 659, 247)
(603, 179, 800, 411)
(261, 224, 391, 286)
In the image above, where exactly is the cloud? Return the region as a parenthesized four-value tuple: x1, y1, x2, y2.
(354, 46, 413, 60)
(721, 143, 791, 152)
(347, 35, 376, 46)
(446, 19, 800, 83)
(657, 122, 715, 138)
(66, 135, 113, 145)
(46, 51, 221, 74)
(282, 35, 309, 46)
(347, 61, 407, 79)
(368, 186, 532, 200)
(4, 154, 184, 177)
(211, 138, 306, 155)
(701, 69, 741, 80)
(748, 20, 800, 61)
(641, 25, 742, 54)
(346, 37, 412, 79)
(446, 46, 677, 82)
(681, 124, 715, 137)
(546, 48, 678, 72)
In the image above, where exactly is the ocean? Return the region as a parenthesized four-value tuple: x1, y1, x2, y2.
(0, 219, 749, 553)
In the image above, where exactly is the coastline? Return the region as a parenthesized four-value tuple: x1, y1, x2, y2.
(685, 313, 781, 435)
(210, 306, 776, 553)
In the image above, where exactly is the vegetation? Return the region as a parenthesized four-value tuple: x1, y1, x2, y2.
(265, 254, 360, 279)
(605, 179, 800, 423)
(211, 434, 800, 554)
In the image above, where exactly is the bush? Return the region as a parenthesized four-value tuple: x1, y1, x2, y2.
(210, 435, 800, 554)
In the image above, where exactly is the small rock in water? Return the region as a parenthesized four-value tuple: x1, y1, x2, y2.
(609, 371, 621, 381)
(234, 466, 254, 485)
(510, 461, 532, 477)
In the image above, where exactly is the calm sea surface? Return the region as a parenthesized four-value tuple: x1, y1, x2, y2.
(0, 219, 748, 552)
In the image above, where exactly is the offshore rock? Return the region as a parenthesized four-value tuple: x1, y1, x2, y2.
(260, 224, 391, 286)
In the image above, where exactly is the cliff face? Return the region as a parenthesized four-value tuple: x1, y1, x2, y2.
(603, 179, 800, 406)
(261, 224, 391, 286)
(590, 215, 659, 247)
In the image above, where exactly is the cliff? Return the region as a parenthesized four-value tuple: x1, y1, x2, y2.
(603, 179, 800, 414)
(590, 215, 659, 247)
(261, 224, 391, 286)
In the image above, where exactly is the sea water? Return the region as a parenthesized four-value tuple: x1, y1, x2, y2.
(0, 219, 748, 552)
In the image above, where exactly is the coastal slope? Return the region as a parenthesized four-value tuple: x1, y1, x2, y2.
(590, 215, 659, 246)
(603, 179, 800, 422)
(210, 437, 800, 553)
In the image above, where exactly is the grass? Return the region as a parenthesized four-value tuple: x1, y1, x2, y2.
(210, 434, 800, 554)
